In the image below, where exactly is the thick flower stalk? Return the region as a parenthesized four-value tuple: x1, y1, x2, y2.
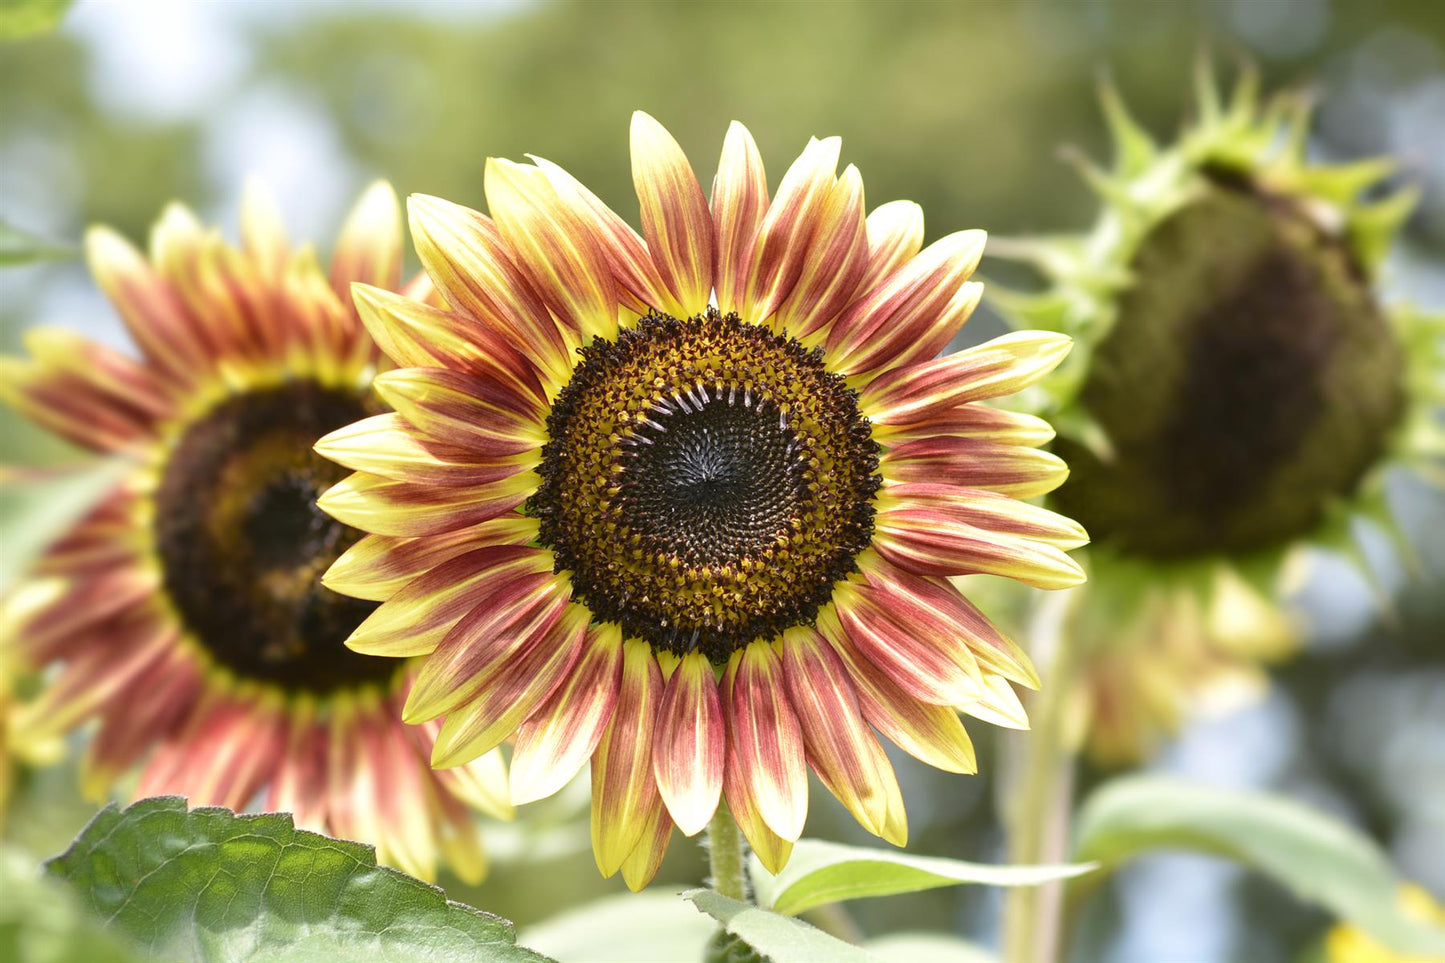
(316, 113, 1087, 890)
(993, 66, 1445, 763)
(0, 184, 511, 882)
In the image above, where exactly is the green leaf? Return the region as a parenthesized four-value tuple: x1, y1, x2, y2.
(521, 892, 714, 963)
(0, 460, 128, 590)
(752, 839, 1094, 917)
(685, 890, 880, 963)
(0, 0, 71, 42)
(1073, 775, 1445, 957)
(0, 220, 75, 262)
(0, 846, 141, 963)
(45, 796, 555, 963)
(863, 933, 999, 963)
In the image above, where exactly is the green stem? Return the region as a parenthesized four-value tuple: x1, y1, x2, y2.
(707, 805, 749, 901)
(1002, 590, 1082, 963)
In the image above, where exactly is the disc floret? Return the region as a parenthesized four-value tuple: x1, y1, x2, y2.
(529, 309, 880, 661)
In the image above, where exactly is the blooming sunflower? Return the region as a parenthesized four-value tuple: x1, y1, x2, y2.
(992, 66, 1445, 764)
(0, 184, 511, 882)
(315, 113, 1086, 889)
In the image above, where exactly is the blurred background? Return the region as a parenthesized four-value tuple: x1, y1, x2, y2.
(2, 2, 1442, 961)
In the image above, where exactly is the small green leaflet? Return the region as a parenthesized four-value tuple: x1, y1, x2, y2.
(752, 838, 1094, 917)
(685, 890, 880, 963)
(0, 219, 75, 263)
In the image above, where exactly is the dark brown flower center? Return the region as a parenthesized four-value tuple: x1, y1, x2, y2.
(528, 310, 880, 662)
(153, 382, 396, 694)
(1052, 177, 1405, 558)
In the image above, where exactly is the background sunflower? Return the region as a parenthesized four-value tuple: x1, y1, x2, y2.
(0, 184, 511, 883)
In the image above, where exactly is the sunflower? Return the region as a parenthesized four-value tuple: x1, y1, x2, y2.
(0, 184, 511, 882)
(315, 113, 1086, 889)
(992, 66, 1445, 764)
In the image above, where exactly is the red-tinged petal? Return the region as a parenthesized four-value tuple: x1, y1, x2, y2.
(344, 544, 554, 657)
(81, 648, 202, 797)
(591, 640, 664, 876)
(368, 715, 441, 881)
(883, 281, 985, 373)
(483, 159, 618, 344)
(825, 628, 977, 774)
(711, 121, 769, 316)
(277, 247, 363, 373)
(510, 622, 624, 804)
(861, 331, 1073, 426)
(374, 367, 547, 455)
(8, 570, 159, 665)
(316, 412, 535, 488)
(881, 437, 1070, 499)
(407, 194, 574, 387)
(883, 483, 1088, 548)
(822, 589, 983, 707)
(721, 775, 794, 875)
(429, 603, 589, 767)
(325, 516, 539, 602)
(330, 180, 403, 298)
(956, 673, 1030, 730)
(858, 556, 1039, 689)
(780, 625, 906, 845)
(85, 226, 212, 387)
(0, 358, 158, 453)
(11, 623, 174, 740)
(718, 654, 799, 874)
(631, 111, 716, 316)
(826, 231, 986, 376)
(150, 210, 276, 365)
(23, 327, 173, 420)
(619, 799, 674, 892)
(652, 651, 725, 836)
(352, 283, 545, 404)
(239, 178, 290, 279)
(266, 711, 325, 825)
(874, 404, 1056, 448)
(3, 324, 176, 452)
(530, 155, 672, 316)
(321, 724, 363, 850)
(317, 470, 533, 538)
(739, 136, 841, 324)
(859, 200, 924, 291)
(404, 574, 575, 722)
(29, 488, 136, 571)
(874, 506, 1086, 588)
(143, 699, 286, 811)
(725, 642, 807, 841)
(776, 165, 868, 341)
(428, 741, 515, 821)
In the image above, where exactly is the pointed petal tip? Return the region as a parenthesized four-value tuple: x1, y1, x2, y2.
(631, 108, 662, 130)
(84, 224, 140, 269)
